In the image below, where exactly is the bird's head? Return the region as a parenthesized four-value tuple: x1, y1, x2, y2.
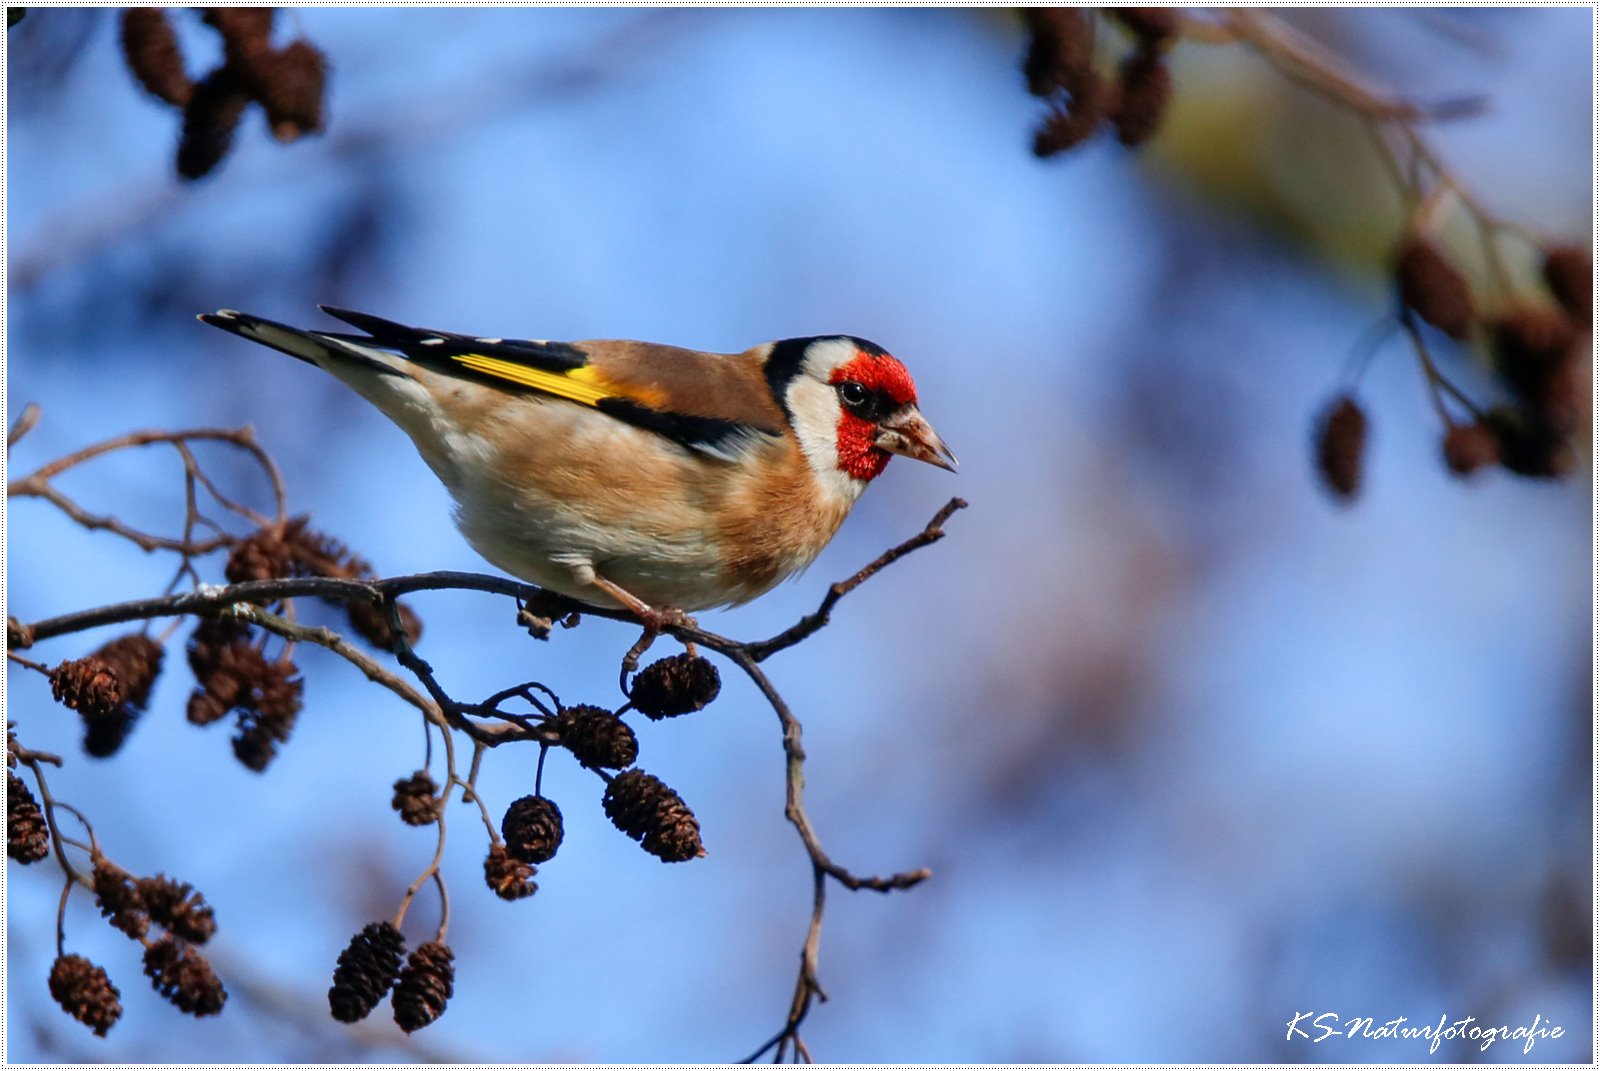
(765, 336, 956, 498)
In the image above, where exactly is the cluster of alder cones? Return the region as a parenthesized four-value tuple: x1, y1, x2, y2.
(1023, 8, 1177, 154)
(9, 495, 731, 1038)
(26, 516, 418, 772)
(118, 7, 328, 179)
(1317, 236, 1591, 500)
(10, 728, 226, 1036)
(347, 652, 721, 1033)
(8, 515, 421, 1038)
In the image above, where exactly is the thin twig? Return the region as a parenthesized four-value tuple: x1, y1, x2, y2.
(14, 493, 967, 1058)
(745, 498, 967, 663)
(8, 422, 287, 559)
(1217, 11, 1487, 123)
(8, 403, 41, 450)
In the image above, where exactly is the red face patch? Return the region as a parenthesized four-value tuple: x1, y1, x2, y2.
(829, 351, 917, 406)
(833, 416, 889, 481)
(829, 350, 915, 481)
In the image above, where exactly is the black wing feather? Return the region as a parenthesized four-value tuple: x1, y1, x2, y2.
(595, 398, 768, 460)
(317, 305, 588, 372)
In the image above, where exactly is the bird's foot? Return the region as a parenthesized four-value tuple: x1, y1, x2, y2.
(589, 575, 696, 633)
(637, 604, 696, 633)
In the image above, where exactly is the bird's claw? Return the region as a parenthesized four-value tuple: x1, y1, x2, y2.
(639, 605, 695, 633)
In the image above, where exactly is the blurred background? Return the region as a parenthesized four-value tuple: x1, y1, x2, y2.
(5, 7, 1592, 1062)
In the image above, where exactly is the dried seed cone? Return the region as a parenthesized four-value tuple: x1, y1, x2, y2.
(227, 517, 333, 581)
(392, 770, 443, 827)
(120, 8, 192, 107)
(7, 771, 50, 864)
(602, 769, 705, 863)
(552, 704, 638, 769)
(1442, 423, 1500, 476)
(1542, 244, 1593, 329)
(211, 9, 284, 131)
(1032, 69, 1110, 158)
(50, 657, 123, 720)
(228, 517, 423, 648)
(82, 713, 136, 759)
(1483, 406, 1575, 478)
(75, 634, 164, 757)
(484, 844, 538, 901)
(1109, 7, 1181, 47)
(95, 635, 163, 710)
(138, 875, 217, 944)
(1490, 306, 1580, 406)
(233, 675, 304, 768)
(1395, 237, 1475, 340)
(229, 655, 303, 773)
(1111, 46, 1171, 147)
(190, 624, 304, 768)
(257, 40, 328, 141)
(92, 859, 150, 939)
(328, 921, 405, 1023)
(224, 526, 295, 585)
(391, 941, 454, 1033)
(1021, 8, 1093, 97)
(143, 936, 227, 1017)
(185, 620, 266, 725)
(502, 795, 564, 864)
(1314, 395, 1368, 501)
(346, 599, 423, 651)
(177, 66, 250, 180)
(187, 617, 253, 678)
(201, 7, 275, 43)
(630, 653, 721, 719)
(49, 954, 122, 1037)
(187, 691, 229, 726)
(203, 6, 278, 101)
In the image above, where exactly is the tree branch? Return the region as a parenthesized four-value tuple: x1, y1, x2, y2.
(745, 497, 967, 662)
(12, 479, 967, 1057)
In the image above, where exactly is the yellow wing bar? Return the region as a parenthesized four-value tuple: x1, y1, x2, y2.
(452, 354, 617, 407)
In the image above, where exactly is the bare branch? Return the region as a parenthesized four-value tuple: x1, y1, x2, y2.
(8, 402, 41, 450)
(746, 498, 967, 662)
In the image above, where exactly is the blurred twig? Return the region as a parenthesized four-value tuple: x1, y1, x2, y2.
(1192, 10, 1487, 122)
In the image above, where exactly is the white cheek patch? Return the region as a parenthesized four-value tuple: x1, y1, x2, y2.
(785, 377, 868, 506)
(800, 337, 861, 380)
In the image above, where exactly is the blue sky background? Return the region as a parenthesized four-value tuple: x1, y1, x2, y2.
(5, 8, 1591, 1062)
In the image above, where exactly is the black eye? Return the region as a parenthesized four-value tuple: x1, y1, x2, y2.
(838, 381, 869, 410)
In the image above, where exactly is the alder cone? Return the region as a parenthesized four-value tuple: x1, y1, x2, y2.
(1442, 424, 1499, 476)
(1542, 245, 1593, 328)
(501, 795, 564, 864)
(1111, 47, 1171, 147)
(49, 955, 123, 1037)
(630, 653, 721, 719)
(1396, 237, 1474, 340)
(602, 769, 705, 863)
(1315, 395, 1368, 500)
(121, 8, 193, 107)
(552, 705, 637, 769)
(392, 941, 454, 1033)
(328, 921, 405, 1023)
(7, 772, 50, 864)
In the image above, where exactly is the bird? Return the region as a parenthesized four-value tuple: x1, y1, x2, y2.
(199, 306, 956, 623)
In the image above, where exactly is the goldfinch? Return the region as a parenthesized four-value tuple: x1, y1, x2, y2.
(199, 307, 956, 618)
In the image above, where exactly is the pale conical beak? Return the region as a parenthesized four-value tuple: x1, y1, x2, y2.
(875, 406, 958, 472)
